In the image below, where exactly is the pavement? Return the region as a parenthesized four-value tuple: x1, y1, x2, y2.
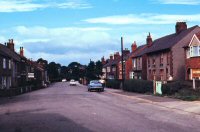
(0, 82, 200, 132)
(107, 88, 200, 115)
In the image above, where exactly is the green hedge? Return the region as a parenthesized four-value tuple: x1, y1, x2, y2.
(106, 79, 121, 89)
(123, 79, 153, 93)
(161, 81, 181, 95)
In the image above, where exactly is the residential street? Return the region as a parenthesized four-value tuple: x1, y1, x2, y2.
(1, 82, 200, 132)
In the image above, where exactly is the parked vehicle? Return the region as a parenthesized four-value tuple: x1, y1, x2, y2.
(69, 79, 76, 86)
(62, 79, 67, 82)
(88, 80, 104, 92)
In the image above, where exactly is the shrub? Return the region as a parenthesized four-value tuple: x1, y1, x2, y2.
(123, 79, 153, 93)
(161, 81, 181, 95)
(106, 79, 121, 89)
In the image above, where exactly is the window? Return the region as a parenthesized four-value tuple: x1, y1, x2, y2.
(9, 60, 11, 69)
(167, 52, 170, 65)
(132, 59, 136, 68)
(107, 67, 110, 72)
(160, 53, 164, 66)
(160, 69, 164, 81)
(3, 58, 6, 69)
(148, 58, 150, 67)
(1, 77, 6, 89)
(190, 46, 200, 57)
(152, 58, 156, 67)
(112, 67, 116, 72)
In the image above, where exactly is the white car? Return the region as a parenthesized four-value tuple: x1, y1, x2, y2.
(69, 79, 76, 86)
(62, 79, 67, 82)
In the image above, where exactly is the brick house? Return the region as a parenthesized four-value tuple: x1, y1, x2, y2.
(103, 53, 121, 79)
(130, 34, 152, 80)
(184, 33, 200, 80)
(0, 39, 21, 90)
(145, 22, 200, 81)
(0, 39, 48, 96)
(102, 49, 130, 80)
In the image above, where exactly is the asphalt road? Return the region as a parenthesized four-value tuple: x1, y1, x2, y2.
(0, 82, 200, 132)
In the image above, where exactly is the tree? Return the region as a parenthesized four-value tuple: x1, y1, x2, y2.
(47, 62, 60, 82)
(68, 62, 85, 81)
(95, 60, 103, 78)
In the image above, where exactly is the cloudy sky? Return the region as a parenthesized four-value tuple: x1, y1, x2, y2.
(0, 0, 200, 65)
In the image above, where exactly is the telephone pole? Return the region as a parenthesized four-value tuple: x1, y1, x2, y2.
(121, 37, 124, 89)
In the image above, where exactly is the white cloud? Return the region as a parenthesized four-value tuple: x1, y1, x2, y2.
(84, 13, 200, 25)
(154, 0, 200, 5)
(7, 25, 119, 64)
(0, 0, 92, 12)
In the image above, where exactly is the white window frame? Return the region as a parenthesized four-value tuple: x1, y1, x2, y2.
(3, 58, 6, 69)
(9, 60, 11, 69)
(107, 67, 111, 72)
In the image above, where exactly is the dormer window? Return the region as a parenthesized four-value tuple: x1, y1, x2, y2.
(188, 34, 200, 58)
(190, 46, 200, 57)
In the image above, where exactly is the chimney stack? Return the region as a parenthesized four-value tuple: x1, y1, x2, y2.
(7, 39, 15, 51)
(101, 56, 106, 65)
(123, 48, 130, 56)
(176, 22, 187, 34)
(110, 54, 114, 61)
(114, 52, 120, 60)
(147, 32, 153, 47)
(131, 41, 137, 52)
(20, 47, 24, 57)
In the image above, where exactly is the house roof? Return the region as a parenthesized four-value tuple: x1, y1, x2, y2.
(103, 58, 121, 68)
(130, 45, 147, 58)
(137, 25, 200, 55)
(0, 43, 21, 61)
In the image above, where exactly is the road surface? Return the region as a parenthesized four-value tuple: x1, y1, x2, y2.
(0, 82, 200, 132)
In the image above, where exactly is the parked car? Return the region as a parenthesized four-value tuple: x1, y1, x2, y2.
(62, 79, 67, 82)
(69, 79, 76, 86)
(88, 80, 104, 92)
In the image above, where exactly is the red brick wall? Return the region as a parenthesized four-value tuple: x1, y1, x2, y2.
(125, 58, 132, 79)
(186, 57, 200, 69)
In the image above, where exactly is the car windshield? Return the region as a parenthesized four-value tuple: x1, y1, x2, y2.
(70, 80, 75, 82)
(90, 80, 100, 84)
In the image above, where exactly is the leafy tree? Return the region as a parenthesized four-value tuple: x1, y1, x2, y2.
(68, 62, 85, 81)
(47, 62, 60, 82)
(95, 60, 103, 78)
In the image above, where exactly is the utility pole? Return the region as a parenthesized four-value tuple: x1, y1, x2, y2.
(121, 37, 124, 89)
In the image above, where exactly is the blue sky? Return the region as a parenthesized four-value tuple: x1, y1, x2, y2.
(0, 0, 200, 65)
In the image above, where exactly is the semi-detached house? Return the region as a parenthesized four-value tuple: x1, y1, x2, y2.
(144, 22, 200, 81)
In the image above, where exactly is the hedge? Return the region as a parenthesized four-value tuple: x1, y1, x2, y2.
(123, 79, 153, 93)
(106, 79, 121, 89)
(161, 81, 181, 95)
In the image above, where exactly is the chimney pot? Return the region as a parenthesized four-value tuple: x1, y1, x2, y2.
(176, 22, 187, 34)
(147, 32, 153, 47)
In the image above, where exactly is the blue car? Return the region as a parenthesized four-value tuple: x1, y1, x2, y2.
(88, 80, 104, 92)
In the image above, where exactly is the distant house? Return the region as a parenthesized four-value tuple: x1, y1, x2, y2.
(124, 42, 138, 79)
(0, 39, 48, 96)
(102, 49, 130, 80)
(145, 22, 200, 81)
(103, 53, 121, 80)
(0, 39, 21, 89)
(130, 43, 148, 80)
(184, 33, 200, 80)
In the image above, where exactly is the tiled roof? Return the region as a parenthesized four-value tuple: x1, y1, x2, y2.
(145, 25, 200, 54)
(0, 44, 21, 61)
(130, 45, 147, 58)
(103, 58, 121, 68)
